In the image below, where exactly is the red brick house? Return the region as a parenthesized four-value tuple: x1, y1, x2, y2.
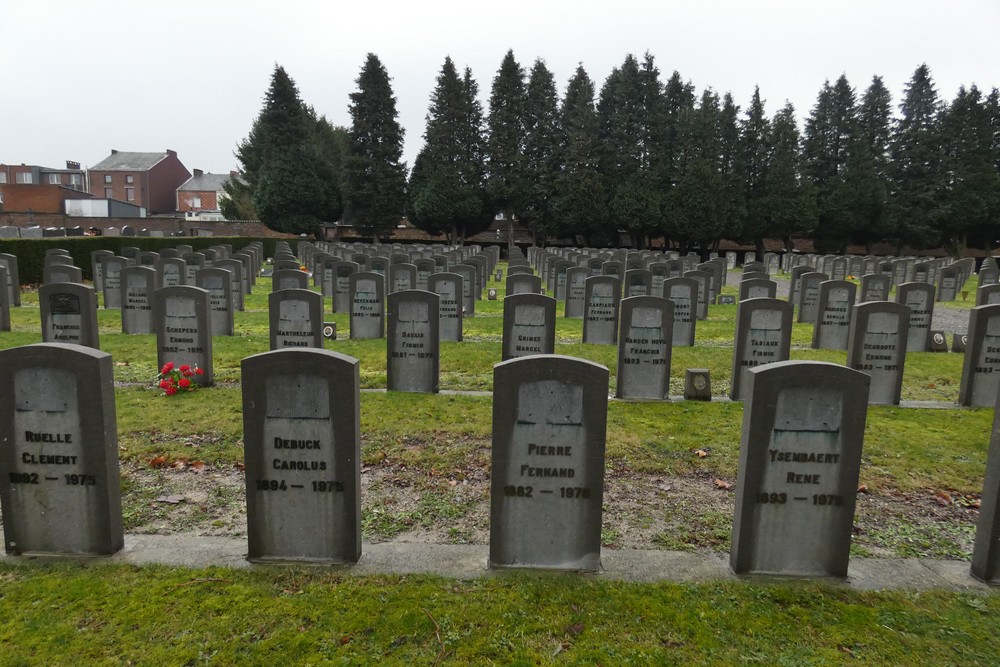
(0, 162, 88, 210)
(177, 169, 232, 219)
(88, 149, 190, 214)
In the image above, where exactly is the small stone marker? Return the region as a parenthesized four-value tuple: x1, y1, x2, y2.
(0, 343, 123, 555)
(959, 304, 1000, 406)
(269, 289, 324, 350)
(684, 369, 711, 400)
(502, 293, 556, 361)
(39, 283, 100, 349)
(615, 296, 673, 400)
(847, 302, 909, 405)
(730, 361, 870, 578)
(387, 290, 440, 393)
(972, 388, 1000, 583)
(242, 349, 361, 563)
(729, 298, 793, 401)
(154, 286, 213, 385)
(929, 330, 949, 352)
(349, 271, 385, 339)
(952, 333, 968, 353)
(488, 288, 498, 300)
(490, 355, 608, 571)
(322, 322, 336, 340)
(120, 266, 156, 334)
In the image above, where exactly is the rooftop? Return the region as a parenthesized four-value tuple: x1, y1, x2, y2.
(90, 150, 173, 172)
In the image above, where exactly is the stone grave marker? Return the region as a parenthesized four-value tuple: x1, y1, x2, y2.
(684, 368, 712, 400)
(90, 250, 113, 294)
(490, 355, 608, 571)
(349, 272, 385, 339)
(583, 275, 621, 345)
(40, 283, 100, 348)
(0, 267, 8, 331)
(563, 267, 588, 318)
(388, 263, 417, 294)
(959, 304, 1000, 407)
(154, 286, 213, 385)
(272, 269, 310, 292)
(796, 272, 828, 324)
(414, 258, 435, 291)
(972, 388, 1000, 583)
(661, 277, 697, 347)
(859, 274, 890, 303)
(937, 266, 961, 302)
(730, 361, 869, 577)
(623, 269, 653, 298)
(896, 282, 935, 352)
(729, 298, 792, 401)
(428, 272, 463, 343)
(0, 344, 123, 555)
(157, 256, 188, 289)
(214, 259, 246, 312)
(952, 333, 968, 353)
(452, 264, 477, 317)
(43, 263, 82, 285)
(0, 253, 22, 306)
(332, 260, 359, 313)
(739, 278, 777, 301)
(502, 293, 556, 361)
(269, 289, 324, 350)
(978, 284, 1000, 306)
(615, 296, 673, 400)
(387, 290, 440, 393)
(812, 280, 856, 350)
(847, 301, 909, 405)
(242, 349, 361, 563)
(120, 266, 156, 334)
(508, 273, 542, 297)
(100, 256, 128, 309)
(195, 268, 235, 336)
(787, 265, 811, 312)
(683, 269, 711, 320)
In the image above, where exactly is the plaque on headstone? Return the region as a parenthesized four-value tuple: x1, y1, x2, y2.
(0, 344, 123, 555)
(615, 296, 673, 400)
(269, 289, 324, 350)
(154, 286, 213, 385)
(242, 349, 361, 563)
(39, 283, 100, 349)
(662, 277, 697, 347)
(730, 361, 869, 577)
(490, 355, 608, 571)
(387, 290, 440, 393)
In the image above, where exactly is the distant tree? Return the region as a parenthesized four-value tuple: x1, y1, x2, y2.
(763, 102, 817, 250)
(219, 176, 256, 220)
(552, 65, 609, 245)
(889, 64, 947, 250)
(486, 50, 527, 225)
(519, 58, 561, 244)
(307, 108, 347, 223)
(408, 58, 491, 244)
(739, 87, 770, 254)
(849, 76, 893, 252)
(342, 53, 407, 241)
(659, 71, 696, 249)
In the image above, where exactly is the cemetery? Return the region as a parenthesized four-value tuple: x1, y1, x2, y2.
(0, 237, 999, 662)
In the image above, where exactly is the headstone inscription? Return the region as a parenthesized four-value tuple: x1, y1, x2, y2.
(846, 302, 909, 405)
(153, 286, 213, 385)
(730, 361, 870, 577)
(332, 260, 359, 314)
(39, 283, 100, 349)
(387, 290, 440, 393)
(615, 296, 673, 400)
(729, 298, 793, 401)
(195, 268, 235, 337)
(242, 349, 361, 563)
(959, 304, 1000, 407)
(269, 289, 324, 350)
(0, 344, 123, 555)
(490, 355, 608, 571)
(564, 268, 588, 318)
(684, 368, 712, 400)
(812, 280, 856, 351)
(427, 272, 463, 342)
(502, 293, 556, 361)
(896, 282, 935, 352)
(937, 266, 961, 302)
(661, 277, 697, 347)
(120, 266, 156, 334)
(972, 388, 1000, 583)
(349, 271, 385, 339)
(582, 275, 621, 345)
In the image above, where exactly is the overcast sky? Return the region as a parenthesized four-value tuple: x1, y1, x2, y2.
(3, 1, 998, 176)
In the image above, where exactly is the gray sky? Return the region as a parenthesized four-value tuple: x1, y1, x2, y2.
(3, 1, 998, 176)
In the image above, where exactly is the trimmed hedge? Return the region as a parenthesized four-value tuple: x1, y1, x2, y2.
(0, 237, 285, 285)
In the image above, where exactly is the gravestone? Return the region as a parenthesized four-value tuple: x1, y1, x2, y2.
(661, 277, 697, 347)
(729, 298, 793, 401)
(387, 290, 440, 393)
(91, 250, 113, 294)
(787, 265, 811, 313)
(242, 349, 361, 563)
(39, 283, 100, 349)
(272, 269, 310, 292)
(739, 278, 777, 302)
(615, 296, 673, 400)
(157, 257, 187, 288)
(0, 267, 8, 331)
(978, 284, 1000, 306)
(43, 263, 82, 285)
(796, 272, 829, 324)
(349, 272, 385, 339)
(859, 274, 890, 303)
(582, 275, 621, 345)
(154, 286, 213, 385)
(622, 269, 652, 298)
(269, 289, 324, 350)
(332, 261, 359, 313)
(502, 293, 556, 361)
(0, 253, 22, 306)
(959, 304, 1000, 407)
(414, 258, 435, 290)
(427, 272, 463, 343)
(937, 266, 961, 302)
(452, 264, 477, 317)
(812, 280, 856, 350)
(213, 259, 246, 312)
(508, 273, 543, 297)
(120, 266, 156, 334)
(0, 344, 123, 555)
(730, 361, 869, 577)
(972, 388, 1000, 583)
(388, 263, 417, 294)
(102, 256, 131, 309)
(683, 269, 711, 320)
(490, 355, 608, 571)
(195, 268, 235, 337)
(847, 302, 909, 405)
(896, 282, 935, 352)
(563, 267, 588, 318)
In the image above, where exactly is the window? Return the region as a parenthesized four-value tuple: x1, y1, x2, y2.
(68, 174, 82, 187)
(15, 172, 32, 184)
(125, 175, 134, 184)
(0, 172, 6, 183)
(104, 175, 112, 184)
(191, 195, 202, 208)
(104, 187, 113, 198)
(49, 174, 61, 184)
(126, 187, 135, 202)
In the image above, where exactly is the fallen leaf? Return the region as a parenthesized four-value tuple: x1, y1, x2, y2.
(566, 622, 584, 636)
(234, 462, 245, 471)
(857, 484, 869, 493)
(149, 455, 168, 468)
(171, 460, 187, 470)
(154, 495, 185, 504)
(713, 479, 734, 491)
(339, 636, 351, 645)
(934, 491, 953, 506)
(839, 646, 854, 655)
(926, 383, 936, 389)
(695, 449, 709, 459)
(189, 461, 206, 473)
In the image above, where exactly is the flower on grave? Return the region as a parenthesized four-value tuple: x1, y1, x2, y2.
(155, 362, 202, 396)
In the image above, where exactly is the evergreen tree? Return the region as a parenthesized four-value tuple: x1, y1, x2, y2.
(849, 76, 893, 251)
(519, 58, 561, 244)
(486, 50, 527, 224)
(763, 102, 817, 250)
(660, 71, 696, 249)
(739, 87, 770, 254)
(889, 64, 947, 250)
(307, 108, 347, 224)
(343, 53, 408, 241)
(552, 65, 608, 245)
(408, 58, 491, 244)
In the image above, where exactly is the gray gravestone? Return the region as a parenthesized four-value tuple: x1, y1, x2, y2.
(662, 277, 697, 347)
(623, 269, 652, 298)
(959, 304, 1000, 407)
(389, 263, 417, 294)
(154, 286, 213, 385)
(972, 387, 1000, 583)
(978, 284, 1000, 306)
(616, 296, 673, 400)
(349, 272, 385, 339)
(812, 280, 856, 351)
(937, 266, 961, 302)
(847, 301, 910, 405)
(730, 361, 870, 577)
(0, 266, 9, 331)
(796, 272, 828, 324)
(739, 278, 777, 302)
(43, 263, 82, 285)
(101, 256, 128, 309)
(729, 298, 792, 401)
(490, 355, 608, 571)
(269, 289, 324, 350)
(859, 274, 890, 303)
(157, 257, 188, 289)
(273, 269, 310, 292)
(0, 344, 123, 555)
(508, 273, 543, 297)
(414, 258, 435, 291)
(91, 250, 113, 294)
(214, 259, 246, 312)
(564, 267, 588, 318)
(583, 275, 621, 345)
(387, 290, 440, 393)
(896, 282, 935, 352)
(120, 266, 156, 334)
(0, 253, 22, 306)
(428, 272, 463, 343)
(40, 283, 100, 349)
(787, 265, 811, 313)
(684, 368, 712, 400)
(196, 268, 235, 337)
(683, 269, 711, 320)
(242, 349, 361, 563)
(502, 293, 556, 361)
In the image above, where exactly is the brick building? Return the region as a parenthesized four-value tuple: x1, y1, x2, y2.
(177, 169, 232, 219)
(88, 149, 190, 214)
(0, 162, 87, 210)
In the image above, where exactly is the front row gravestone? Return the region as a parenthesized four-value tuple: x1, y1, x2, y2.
(490, 355, 608, 572)
(730, 361, 870, 578)
(241, 349, 361, 563)
(0, 344, 124, 555)
(973, 388, 1000, 583)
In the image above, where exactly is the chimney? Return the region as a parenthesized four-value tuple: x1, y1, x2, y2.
(111, 149, 118, 155)
(193, 169, 203, 178)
